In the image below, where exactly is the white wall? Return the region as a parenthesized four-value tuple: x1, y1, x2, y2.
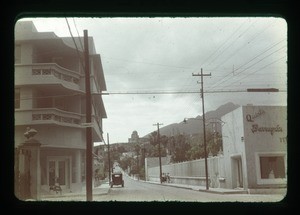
(242, 106, 287, 188)
(221, 105, 287, 190)
(221, 107, 247, 189)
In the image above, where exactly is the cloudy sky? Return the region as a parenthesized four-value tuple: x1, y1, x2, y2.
(17, 17, 287, 144)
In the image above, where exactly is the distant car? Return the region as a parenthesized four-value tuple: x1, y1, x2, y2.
(110, 172, 124, 188)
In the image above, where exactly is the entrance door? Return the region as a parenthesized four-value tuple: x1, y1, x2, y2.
(232, 157, 243, 188)
(48, 157, 69, 189)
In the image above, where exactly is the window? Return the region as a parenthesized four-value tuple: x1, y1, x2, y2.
(260, 156, 285, 179)
(15, 88, 20, 109)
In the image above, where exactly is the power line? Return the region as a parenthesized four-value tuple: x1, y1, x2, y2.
(206, 20, 257, 68)
(65, 18, 85, 71)
(211, 19, 279, 71)
(221, 55, 287, 90)
(200, 20, 247, 67)
(72, 18, 84, 51)
(102, 56, 194, 70)
(15, 88, 287, 101)
(207, 44, 286, 91)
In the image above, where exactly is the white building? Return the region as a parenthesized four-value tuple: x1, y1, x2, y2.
(221, 105, 287, 193)
(14, 21, 107, 195)
(145, 105, 287, 194)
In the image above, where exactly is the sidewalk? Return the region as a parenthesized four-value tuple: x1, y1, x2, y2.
(127, 172, 248, 195)
(137, 178, 248, 194)
(40, 182, 110, 201)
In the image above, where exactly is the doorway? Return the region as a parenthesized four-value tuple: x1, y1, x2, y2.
(47, 156, 70, 189)
(231, 156, 243, 188)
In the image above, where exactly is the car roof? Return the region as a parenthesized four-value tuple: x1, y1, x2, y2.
(112, 172, 122, 175)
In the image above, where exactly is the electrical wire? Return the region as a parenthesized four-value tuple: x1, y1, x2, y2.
(65, 18, 85, 71)
(207, 42, 286, 91)
(72, 18, 84, 51)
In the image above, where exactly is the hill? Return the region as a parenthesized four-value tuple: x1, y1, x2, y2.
(144, 102, 240, 137)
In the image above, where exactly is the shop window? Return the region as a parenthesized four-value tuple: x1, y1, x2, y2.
(260, 156, 285, 179)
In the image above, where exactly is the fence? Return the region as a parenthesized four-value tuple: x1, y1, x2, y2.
(146, 155, 226, 188)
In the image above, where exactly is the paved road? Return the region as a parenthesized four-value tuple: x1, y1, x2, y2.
(41, 173, 285, 202)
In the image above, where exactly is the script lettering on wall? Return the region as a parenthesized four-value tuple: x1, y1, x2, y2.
(251, 124, 283, 136)
(246, 109, 265, 122)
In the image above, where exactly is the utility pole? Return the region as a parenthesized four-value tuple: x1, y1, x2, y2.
(192, 68, 211, 190)
(136, 143, 139, 180)
(153, 123, 163, 183)
(107, 133, 111, 185)
(84, 29, 93, 201)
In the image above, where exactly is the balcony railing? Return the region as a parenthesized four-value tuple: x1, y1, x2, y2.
(30, 108, 82, 126)
(15, 108, 103, 142)
(31, 63, 81, 85)
(15, 63, 82, 89)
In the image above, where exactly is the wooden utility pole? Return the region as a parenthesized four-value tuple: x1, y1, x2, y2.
(192, 68, 211, 190)
(84, 29, 93, 201)
(153, 123, 163, 183)
(107, 133, 111, 184)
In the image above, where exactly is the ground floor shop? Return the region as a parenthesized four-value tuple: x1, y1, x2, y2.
(39, 147, 85, 194)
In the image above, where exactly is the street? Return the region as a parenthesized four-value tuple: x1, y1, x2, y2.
(99, 174, 284, 202)
(42, 173, 285, 202)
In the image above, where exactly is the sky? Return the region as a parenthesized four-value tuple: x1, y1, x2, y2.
(17, 17, 288, 144)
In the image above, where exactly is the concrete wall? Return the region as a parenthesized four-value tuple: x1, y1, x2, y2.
(146, 156, 226, 188)
(221, 107, 248, 189)
(20, 43, 33, 64)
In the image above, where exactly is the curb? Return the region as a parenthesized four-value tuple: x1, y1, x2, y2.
(41, 185, 111, 199)
(137, 178, 248, 195)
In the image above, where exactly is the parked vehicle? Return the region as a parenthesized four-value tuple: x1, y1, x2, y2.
(110, 172, 124, 188)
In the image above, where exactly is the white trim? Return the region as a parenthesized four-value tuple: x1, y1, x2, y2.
(255, 151, 287, 185)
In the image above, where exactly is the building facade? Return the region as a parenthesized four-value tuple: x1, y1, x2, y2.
(145, 105, 287, 194)
(221, 105, 287, 193)
(14, 21, 107, 195)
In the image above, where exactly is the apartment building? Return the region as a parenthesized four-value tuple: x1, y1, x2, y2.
(14, 21, 107, 194)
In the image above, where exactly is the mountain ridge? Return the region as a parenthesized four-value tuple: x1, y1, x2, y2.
(143, 102, 240, 138)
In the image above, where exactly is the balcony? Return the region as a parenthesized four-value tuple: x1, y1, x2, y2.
(15, 63, 82, 91)
(15, 108, 82, 127)
(15, 108, 103, 142)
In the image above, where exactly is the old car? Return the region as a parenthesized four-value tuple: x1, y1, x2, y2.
(110, 172, 124, 188)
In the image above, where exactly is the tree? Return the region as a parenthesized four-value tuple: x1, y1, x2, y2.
(149, 131, 158, 146)
(119, 156, 134, 173)
(170, 134, 191, 162)
(148, 144, 167, 157)
(186, 144, 203, 160)
(206, 131, 223, 156)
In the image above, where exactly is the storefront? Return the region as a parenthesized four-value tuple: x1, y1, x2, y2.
(221, 105, 287, 193)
